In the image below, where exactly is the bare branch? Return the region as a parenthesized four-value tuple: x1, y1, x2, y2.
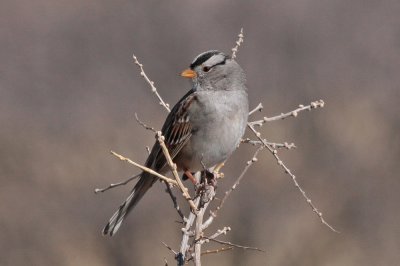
(194, 203, 205, 265)
(207, 238, 264, 252)
(162, 241, 177, 255)
(156, 132, 198, 213)
(110, 150, 178, 186)
(178, 197, 200, 266)
(187, 247, 234, 262)
(242, 138, 296, 150)
(217, 146, 262, 213)
(202, 146, 263, 230)
(165, 183, 187, 222)
(249, 103, 263, 116)
(198, 226, 231, 245)
(247, 123, 339, 233)
(208, 226, 231, 240)
(231, 28, 244, 59)
(132, 53, 171, 112)
(135, 113, 156, 132)
(94, 173, 140, 193)
(249, 100, 325, 127)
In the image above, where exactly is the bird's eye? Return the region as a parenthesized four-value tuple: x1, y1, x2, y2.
(202, 66, 210, 72)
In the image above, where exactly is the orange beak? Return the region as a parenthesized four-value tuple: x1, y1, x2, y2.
(181, 69, 197, 78)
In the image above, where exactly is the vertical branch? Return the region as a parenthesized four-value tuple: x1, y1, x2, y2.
(178, 197, 200, 266)
(231, 28, 244, 59)
(194, 205, 205, 266)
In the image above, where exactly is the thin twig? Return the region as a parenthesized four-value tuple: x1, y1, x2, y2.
(249, 100, 325, 127)
(132, 53, 171, 112)
(110, 150, 177, 186)
(247, 123, 339, 233)
(217, 146, 263, 213)
(187, 247, 234, 262)
(156, 132, 198, 213)
(231, 28, 244, 59)
(199, 227, 231, 245)
(94, 173, 140, 193)
(206, 238, 264, 252)
(162, 241, 178, 255)
(202, 146, 263, 230)
(249, 103, 263, 116)
(208, 227, 231, 240)
(242, 138, 296, 150)
(165, 183, 187, 222)
(135, 113, 157, 132)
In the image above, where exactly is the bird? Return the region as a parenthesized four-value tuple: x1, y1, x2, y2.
(103, 50, 249, 236)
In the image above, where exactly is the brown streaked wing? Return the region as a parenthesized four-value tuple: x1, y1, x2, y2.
(150, 90, 196, 171)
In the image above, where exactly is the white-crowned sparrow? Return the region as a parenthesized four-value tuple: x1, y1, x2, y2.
(103, 50, 249, 236)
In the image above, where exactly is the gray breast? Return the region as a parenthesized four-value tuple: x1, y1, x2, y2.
(180, 89, 248, 171)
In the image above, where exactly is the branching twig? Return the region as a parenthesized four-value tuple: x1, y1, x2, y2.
(156, 132, 198, 213)
(132, 54, 171, 112)
(198, 227, 231, 244)
(249, 103, 263, 116)
(110, 150, 178, 186)
(187, 247, 234, 262)
(247, 123, 339, 233)
(249, 100, 325, 127)
(100, 27, 336, 266)
(178, 197, 200, 266)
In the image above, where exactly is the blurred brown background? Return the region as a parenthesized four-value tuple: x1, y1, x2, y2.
(1, 0, 399, 265)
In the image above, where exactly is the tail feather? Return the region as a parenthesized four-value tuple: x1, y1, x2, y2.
(102, 173, 156, 236)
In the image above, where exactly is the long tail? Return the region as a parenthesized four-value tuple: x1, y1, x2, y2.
(102, 172, 156, 236)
